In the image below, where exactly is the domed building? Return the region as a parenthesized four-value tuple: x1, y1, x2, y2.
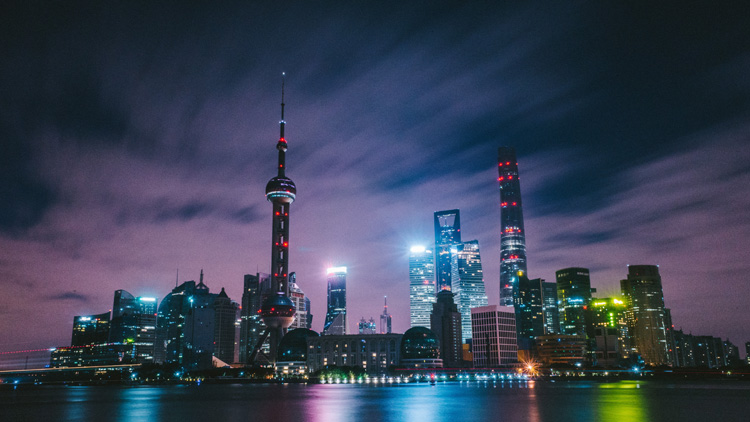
(400, 327, 443, 368)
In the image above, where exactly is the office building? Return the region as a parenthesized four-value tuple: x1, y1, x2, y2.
(585, 297, 630, 366)
(289, 273, 311, 330)
(213, 288, 238, 365)
(454, 240, 488, 342)
(556, 268, 593, 336)
(239, 272, 272, 363)
(71, 312, 110, 347)
(471, 305, 518, 367)
(535, 334, 587, 367)
(620, 265, 673, 366)
(498, 147, 527, 306)
(514, 275, 545, 353)
(108, 290, 158, 363)
(409, 245, 436, 327)
(541, 281, 559, 335)
(430, 290, 463, 368)
(324, 267, 347, 335)
(434, 209, 461, 292)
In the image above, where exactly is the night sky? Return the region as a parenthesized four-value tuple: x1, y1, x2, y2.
(2, 1, 749, 355)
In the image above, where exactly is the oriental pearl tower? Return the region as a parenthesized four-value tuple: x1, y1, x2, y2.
(251, 74, 296, 364)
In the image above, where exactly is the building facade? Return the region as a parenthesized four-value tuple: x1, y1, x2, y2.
(585, 297, 630, 366)
(306, 333, 402, 374)
(430, 290, 463, 368)
(514, 275, 545, 353)
(239, 272, 272, 363)
(71, 312, 111, 347)
(324, 267, 347, 335)
(556, 267, 593, 336)
(434, 209, 461, 292)
(454, 240, 488, 342)
(471, 305, 518, 368)
(620, 265, 673, 366)
(409, 245, 435, 328)
(541, 281, 559, 335)
(498, 147, 528, 306)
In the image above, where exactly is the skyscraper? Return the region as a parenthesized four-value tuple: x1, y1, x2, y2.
(430, 290, 463, 368)
(540, 281, 559, 335)
(513, 275, 545, 353)
(358, 317, 377, 334)
(380, 296, 392, 334)
(108, 290, 158, 363)
(556, 267, 593, 335)
(454, 240, 488, 342)
(213, 288, 238, 365)
(256, 76, 297, 363)
(585, 297, 630, 366)
(239, 272, 272, 363)
(409, 245, 435, 328)
(288, 273, 311, 330)
(71, 312, 110, 347)
(620, 265, 673, 366)
(498, 147, 527, 306)
(434, 209, 461, 292)
(324, 266, 347, 335)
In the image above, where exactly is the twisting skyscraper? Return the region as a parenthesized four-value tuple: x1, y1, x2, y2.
(498, 147, 528, 306)
(251, 75, 297, 363)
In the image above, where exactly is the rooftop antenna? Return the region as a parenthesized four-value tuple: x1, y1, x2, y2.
(176, 269, 179, 288)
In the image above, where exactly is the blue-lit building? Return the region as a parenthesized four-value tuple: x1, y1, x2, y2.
(454, 240, 488, 342)
(324, 267, 347, 335)
(434, 209, 461, 292)
(498, 147, 527, 306)
(109, 290, 158, 363)
(409, 245, 435, 328)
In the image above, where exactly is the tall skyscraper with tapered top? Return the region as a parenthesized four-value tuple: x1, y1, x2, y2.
(251, 75, 297, 363)
(498, 147, 528, 306)
(434, 209, 461, 292)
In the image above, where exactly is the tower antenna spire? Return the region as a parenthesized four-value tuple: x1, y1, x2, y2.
(280, 72, 285, 142)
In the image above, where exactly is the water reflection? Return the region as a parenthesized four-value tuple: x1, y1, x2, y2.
(596, 381, 649, 422)
(116, 387, 162, 422)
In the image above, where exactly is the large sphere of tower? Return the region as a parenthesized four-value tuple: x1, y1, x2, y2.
(265, 176, 296, 204)
(260, 293, 296, 329)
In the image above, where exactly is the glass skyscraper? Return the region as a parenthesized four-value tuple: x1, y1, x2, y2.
(556, 267, 593, 335)
(620, 265, 673, 366)
(324, 267, 347, 335)
(498, 147, 527, 306)
(541, 281, 559, 335)
(454, 240, 488, 342)
(409, 245, 435, 328)
(434, 209, 461, 292)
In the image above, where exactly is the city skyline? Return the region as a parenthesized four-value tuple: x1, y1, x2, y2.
(1, 2, 749, 355)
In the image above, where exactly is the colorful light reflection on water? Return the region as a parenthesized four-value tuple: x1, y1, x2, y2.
(1, 380, 749, 422)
